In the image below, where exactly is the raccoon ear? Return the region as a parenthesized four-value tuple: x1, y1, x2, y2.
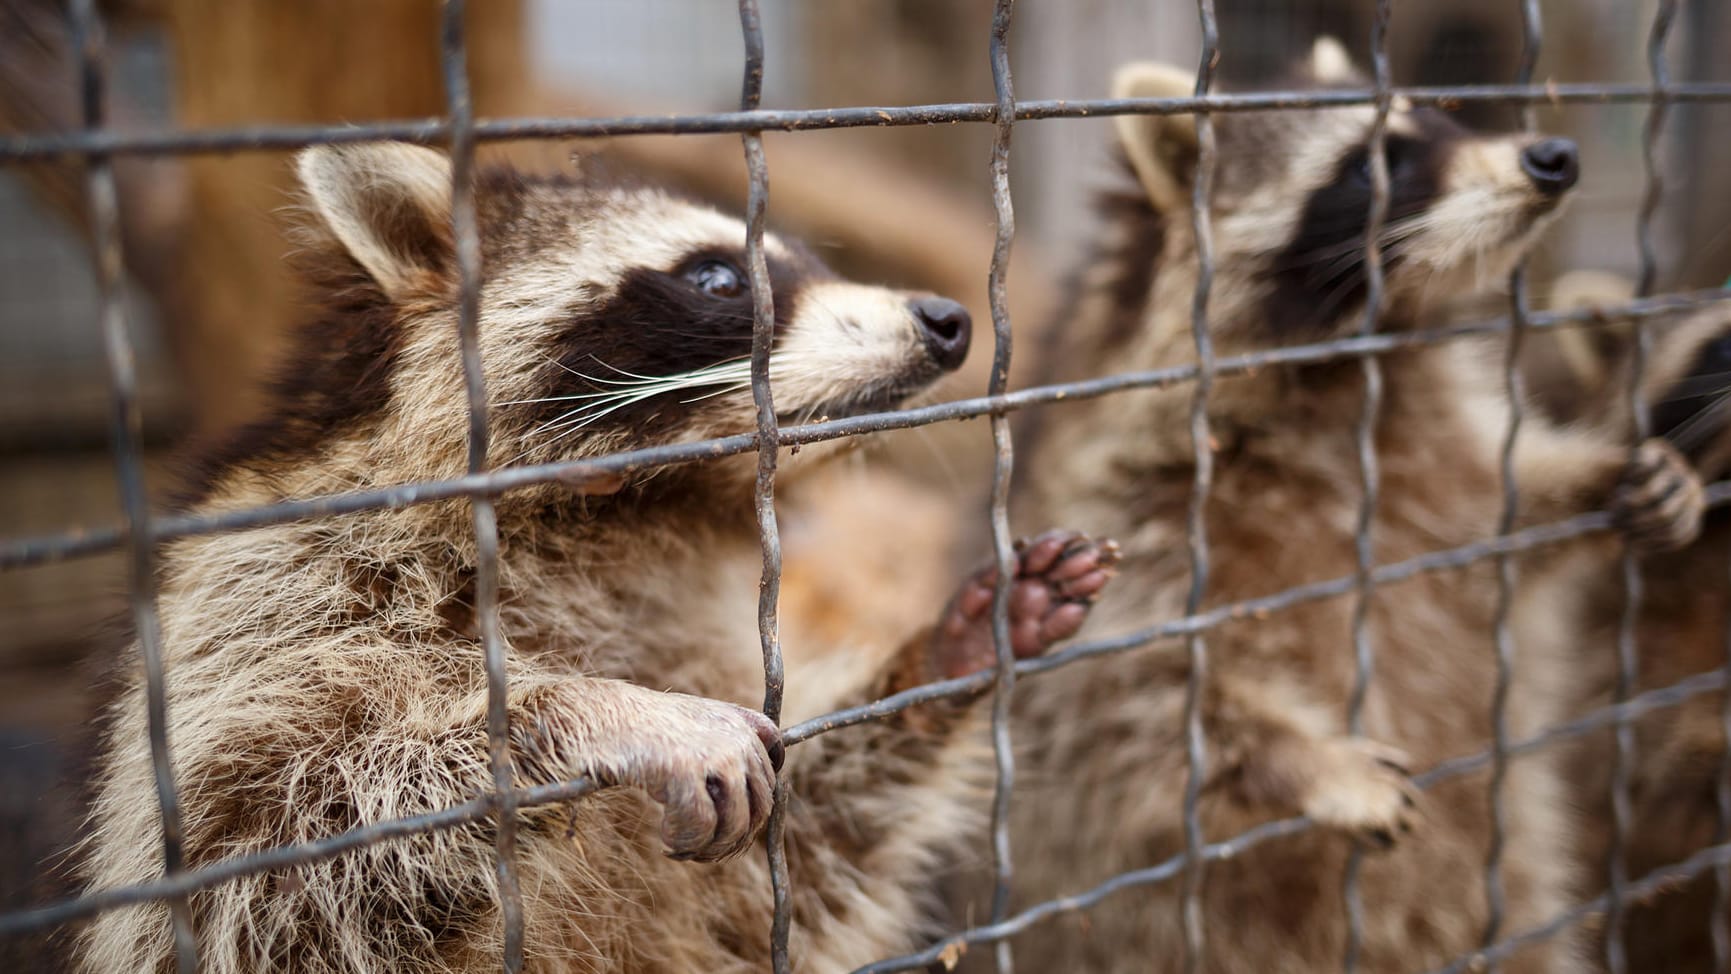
(1111, 62, 1200, 216)
(1308, 36, 1366, 85)
(295, 143, 455, 300)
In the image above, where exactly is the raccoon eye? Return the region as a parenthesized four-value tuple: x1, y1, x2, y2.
(1351, 140, 1414, 186)
(684, 259, 747, 299)
(1348, 150, 1377, 186)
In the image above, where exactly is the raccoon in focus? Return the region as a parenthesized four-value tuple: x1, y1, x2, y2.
(73, 143, 1120, 974)
(990, 38, 1704, 974)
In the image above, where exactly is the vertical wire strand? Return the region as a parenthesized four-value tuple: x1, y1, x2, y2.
(984, 3, 1020, 973)
(1609, 3, 1677, 971)
(734, 3, 791, 970)
(1482, 273, 1528, 963)
(1480, 2, 1544, 964)
(1341, 6, 1394, 970)
(1178, 3, 1221, 971)
(66, 1, 198, 969)
(438, 3, 522, 970)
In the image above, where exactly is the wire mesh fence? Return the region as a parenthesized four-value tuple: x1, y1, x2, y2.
(3, 1, 1731, 973)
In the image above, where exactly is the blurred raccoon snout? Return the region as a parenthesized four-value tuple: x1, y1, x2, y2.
(1521, 138, 1580, 196)
(910, 296, 972, 372)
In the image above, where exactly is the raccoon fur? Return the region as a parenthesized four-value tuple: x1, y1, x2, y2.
(988, 38, 1705, 974)
(72, 142, 1118, 974)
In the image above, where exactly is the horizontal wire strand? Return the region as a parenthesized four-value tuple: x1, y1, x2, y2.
(6, 84, 1731, 161)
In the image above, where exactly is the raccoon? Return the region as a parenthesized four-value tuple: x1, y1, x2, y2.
(72, 142, 1120, 974)
(990, 39, 1705, 974)
(1561, 303, 1731, 972)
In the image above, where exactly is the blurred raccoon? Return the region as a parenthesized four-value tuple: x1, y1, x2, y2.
(1558, 300, 1731, 972)
(988, 38, 1705, 974)
(72, 142, 1120, 974)
(1517, 269, 1639, 427)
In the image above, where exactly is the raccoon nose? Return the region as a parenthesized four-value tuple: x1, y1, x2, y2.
(910, 296, 972, 372)
(1521, 138, 1579, 195)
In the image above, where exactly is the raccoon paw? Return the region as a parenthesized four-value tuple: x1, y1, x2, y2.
(614, 696, 782, 863)
(1611, 438, 1704, 554)
(932, 530, 1121, 679)
(1296, 737, 1418, 850)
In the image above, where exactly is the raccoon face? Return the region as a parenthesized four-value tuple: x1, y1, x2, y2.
(1111, 36, 1577, 345)
(291, 143, 971, 487)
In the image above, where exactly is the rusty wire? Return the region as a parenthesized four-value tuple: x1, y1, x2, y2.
(983, 3, 1022, 973)
(64, 0, 196, 970)
(10, 84, 1731, 162)
(1603, 3, 1679, 971)
(7, 2, 1731, 973)
(1340, 5, 1393, 969)
(1478, 1, 1546, 963)
(731, 2, 796, 970)
(437, 3, 524, 970)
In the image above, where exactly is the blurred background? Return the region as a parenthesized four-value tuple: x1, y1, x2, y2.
(1, 0, 1727, 945)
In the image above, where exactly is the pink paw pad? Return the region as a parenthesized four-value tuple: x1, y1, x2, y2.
(934, 530, 1120, 679)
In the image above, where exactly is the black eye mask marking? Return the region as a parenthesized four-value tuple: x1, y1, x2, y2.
(509, 245, 829, 439)
(1258, 124, 1451, 338)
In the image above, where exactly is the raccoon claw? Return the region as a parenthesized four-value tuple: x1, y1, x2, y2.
(933, 530, 1121, 679)
(1298, 738, 1419, 850)
(625, 697, 779, 863)
(1611, 439, 1704, 554)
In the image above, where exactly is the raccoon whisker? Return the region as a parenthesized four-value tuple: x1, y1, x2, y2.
(678, 381, 755, 404)
(529, 396, 663, 454)
(1312, 274, 1365, 326)
(512, 396, 656, 461)
(512, 353, 820, 461)
(1665, 390, 1731, 452)
(1305, 237, 1403, 284)
(560, 360, 808, 417)
(535, 348, 591, 379)
(506, 359, 759, 412)
(528, 408, 586, 435)
(1271, 220, 1428, 274)
(532, 386, 701, 434)
(498, 390, 653, 406)
(576, 355, 754, 387)
(541, 387, 688, 431)
(1301, 229, 1417, 289)
(1301, 263, 1355, 294)
(1654, 371, 1731, 402)
(529, 359, 791, 440)
(507, 367, 754, 411)
(1274, 210, 1439, 249)
(1309, 231, 1421, 320)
